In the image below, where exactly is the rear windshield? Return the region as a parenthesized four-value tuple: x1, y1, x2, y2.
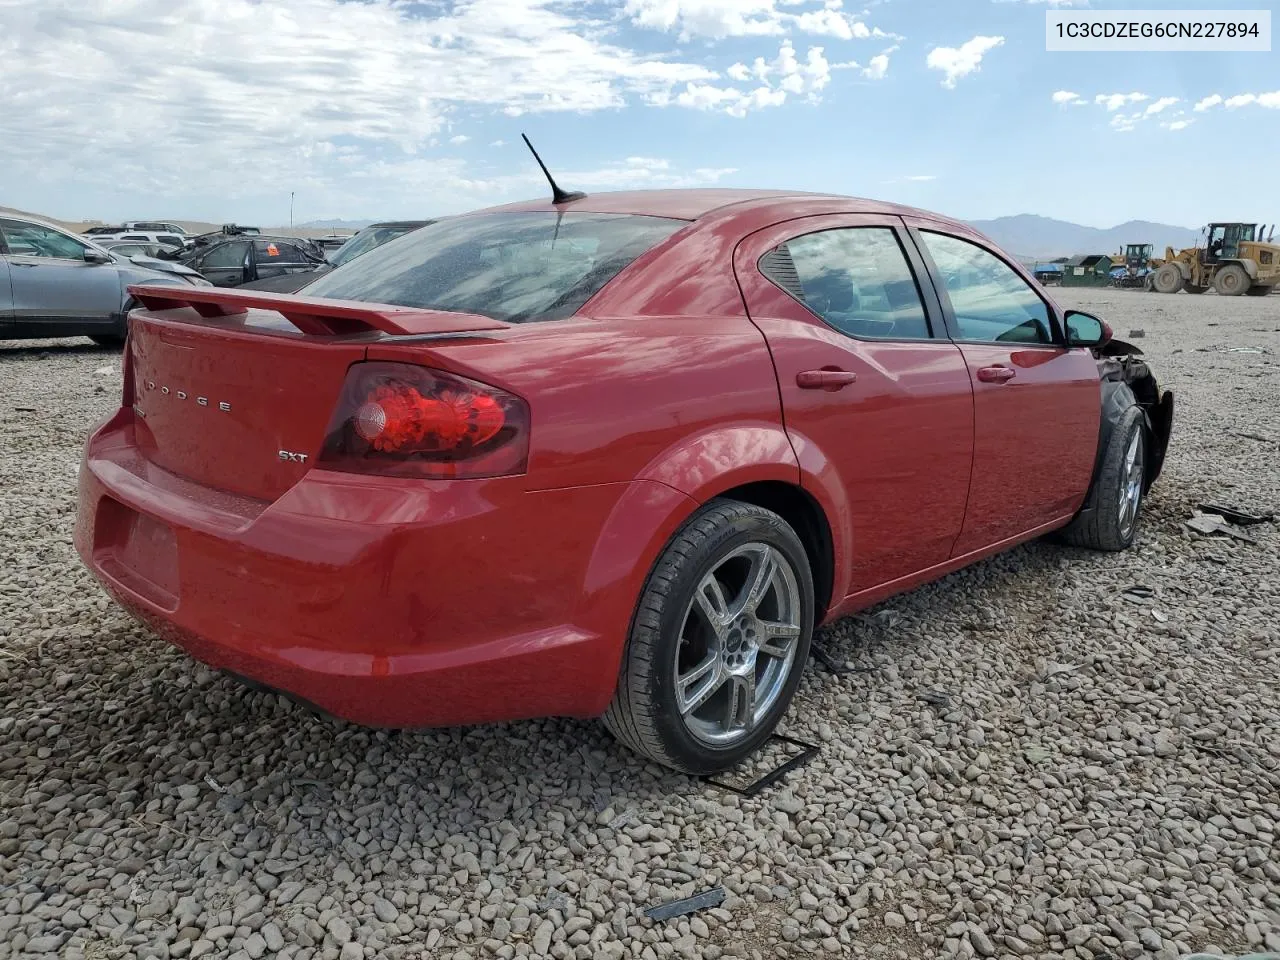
(304, 212, 686, 323)
(329, 224, 421, 267)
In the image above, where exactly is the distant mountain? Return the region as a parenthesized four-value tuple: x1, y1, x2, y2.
(296, 218, 376, 230)
(966, 214, 1202, 261)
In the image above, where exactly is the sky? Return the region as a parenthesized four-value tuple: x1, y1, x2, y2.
(0, 0, 1276, 229)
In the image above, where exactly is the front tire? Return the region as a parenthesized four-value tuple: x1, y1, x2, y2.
(1151, 263, 1183, 294)
(603, 500, 814, 775)
(1061, 406, 1147, 552)
(1213, 264, 1250, 296)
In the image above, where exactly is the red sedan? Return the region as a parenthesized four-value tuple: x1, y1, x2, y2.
(75, 190, 1173, 774)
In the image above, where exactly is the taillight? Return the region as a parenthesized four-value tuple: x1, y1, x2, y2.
(318, 361, 529, 479)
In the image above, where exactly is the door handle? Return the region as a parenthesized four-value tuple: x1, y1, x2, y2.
(976, 365, 1016, 383)
(11, 261, 37, 268)
(796, 369, 858, 391)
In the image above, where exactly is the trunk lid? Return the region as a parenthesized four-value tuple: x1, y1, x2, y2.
(125, 286, 509, 501)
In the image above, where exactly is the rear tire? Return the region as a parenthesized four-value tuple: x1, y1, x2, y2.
(603, 500, 814, 775)
(1151, 263, 1183, 294)
(1060, 406, 1147, 552)
(1245, 285, 1273, 297)
(1213, 264, 1250, 296)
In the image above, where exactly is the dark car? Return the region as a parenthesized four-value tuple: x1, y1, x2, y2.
(239, 221, 435, 293)
(173, 235, 326, 288)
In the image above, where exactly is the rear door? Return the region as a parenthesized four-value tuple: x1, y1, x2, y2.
(0, 218, 120, 324)
(197, 240, 252, 287)
(735, 214, 975, 595)
(905, 220, 1100, 553)
(251, 240, 314, 283)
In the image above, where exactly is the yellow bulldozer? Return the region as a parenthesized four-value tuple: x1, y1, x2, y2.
(1148, 222, 1278, 296)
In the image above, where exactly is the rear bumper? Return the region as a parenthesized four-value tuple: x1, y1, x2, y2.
(74, 411, 660, 728)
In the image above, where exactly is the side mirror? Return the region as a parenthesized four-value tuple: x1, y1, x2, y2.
(1065, 310, 1112, 348)
(84, 247, 112, 264)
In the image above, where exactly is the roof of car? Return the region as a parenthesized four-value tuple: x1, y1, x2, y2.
(473, 188, 967, 230)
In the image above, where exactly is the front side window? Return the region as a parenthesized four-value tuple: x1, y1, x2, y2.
(201, 241, 250, 269)
(920, 232, 1053, 345)
(0, 219, 88, 259)
(306, 212, 686, 324)
(761, 227, 931, 340)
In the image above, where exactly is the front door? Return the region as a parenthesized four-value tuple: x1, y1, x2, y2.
(0, 218, 120, 325)
(905, 221, 1101, 554)
(251, 240, 315, 283)
(735, 214, 975, 596)
(0, 257, 12, 330)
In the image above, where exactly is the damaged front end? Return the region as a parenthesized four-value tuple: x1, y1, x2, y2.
(1097, 338, 1174, 492)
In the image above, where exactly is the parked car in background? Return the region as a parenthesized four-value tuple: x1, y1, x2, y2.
(96, 239, 170, 260)
(171, 234, 326, 287)
(315, 234, 354, 254)
(84, 228, 188, 251)
(0, 214, 201, 345)
(93, 240, 210, 285)
(239, 220, 435, 293)
(75, 189, 1173, 774)
(119, 221, 188, 236)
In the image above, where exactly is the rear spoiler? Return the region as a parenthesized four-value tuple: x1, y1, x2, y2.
(127, 284, 509, 337)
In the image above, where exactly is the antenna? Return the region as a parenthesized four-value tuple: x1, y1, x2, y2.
(521, 134, 585, 205)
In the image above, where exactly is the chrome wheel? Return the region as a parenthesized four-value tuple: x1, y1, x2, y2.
(1117, 428, 1145, 539)
(674, 543, 802, 747)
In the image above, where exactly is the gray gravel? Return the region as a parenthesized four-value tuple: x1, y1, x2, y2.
(2, 289, 1279, 960)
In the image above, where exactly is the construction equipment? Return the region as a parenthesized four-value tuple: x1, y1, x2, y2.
(1149, 223, 1279, 296)
(1112, 243, 1156, 288)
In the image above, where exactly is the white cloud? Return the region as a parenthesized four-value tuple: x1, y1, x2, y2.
(1194, 94, 1223, 111)
(490, 139, 506, 147)
(925, 36, 1004, 89)
(449, 135, 471, 145)
(831, 44, 895, 81)
(671, 41, 831, 117)
(1144, 97, 1178, 116)
(3, 0, 831, 215)
(1095, 92, 1149, 111)
(1052, 90, 1081, 104)
(622, 0, 891, 42)
(1162, 119, 1192, 131)
(864, 53, 890, 80)
(1217, 91, 1280, 110)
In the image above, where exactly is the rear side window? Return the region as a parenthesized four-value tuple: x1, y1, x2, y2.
(761, 227, 931, 340)
(254, 240, 306, 261)
(305, 212, 686, 323)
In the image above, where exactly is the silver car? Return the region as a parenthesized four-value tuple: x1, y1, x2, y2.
(0, 214, 207, 347)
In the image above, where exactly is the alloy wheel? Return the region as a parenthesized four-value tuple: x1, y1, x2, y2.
(1117, 429, 1145, 539)
(674, 543, 802, 746)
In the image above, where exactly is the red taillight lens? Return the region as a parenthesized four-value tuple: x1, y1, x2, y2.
(318, 362, 529, 479)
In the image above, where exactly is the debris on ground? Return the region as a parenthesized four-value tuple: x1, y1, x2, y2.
(1197, 502, 1274, 526)
(643, 887, 726, 922)
(1185, 512, 1258, 542)
(1128, 328, 1146, 338)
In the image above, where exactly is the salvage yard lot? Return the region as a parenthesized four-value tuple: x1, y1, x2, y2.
(1, 290, 1278, 960)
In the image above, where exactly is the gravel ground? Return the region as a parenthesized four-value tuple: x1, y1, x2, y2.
(2, 289, 1278, 960)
